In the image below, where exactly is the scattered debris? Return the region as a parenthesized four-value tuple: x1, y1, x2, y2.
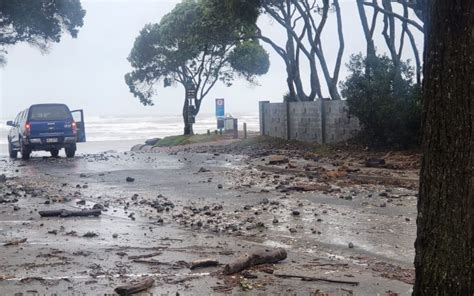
(126, 177, 135, 182)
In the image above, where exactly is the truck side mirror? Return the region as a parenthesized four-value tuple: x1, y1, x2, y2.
(6, 121, 14, 127)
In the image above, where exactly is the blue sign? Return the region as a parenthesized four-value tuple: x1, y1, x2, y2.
(215, 98, 225, 118)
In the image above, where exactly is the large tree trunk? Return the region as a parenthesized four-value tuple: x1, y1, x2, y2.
(413, 0, 473, 295)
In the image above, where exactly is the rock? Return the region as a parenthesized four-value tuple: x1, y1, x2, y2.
(79, 173, 87, 178)
(268, 155, 289, 165)
(83, 232, 98, 238)
(13, 206, 20, 211)
(92, 203, 104, 210)
(0, 174, 7, 182)
(289, 228, 297, 233)
(217, 184, 223, 189)
(272, 218, 279, 224)
(292, 210, 300, 216)
(379, 192, 389, 197)
(198, 167, 210, 173)
(76, 199, 86, 205)
(365, 158, 386, 168)
(126, 177, 135, 182)
(380, 202, 387, 208)
(112, 233, 118, 238)
(348, 242, 354, 248)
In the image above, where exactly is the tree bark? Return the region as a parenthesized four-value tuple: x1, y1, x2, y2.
(413, 0, 473, 295)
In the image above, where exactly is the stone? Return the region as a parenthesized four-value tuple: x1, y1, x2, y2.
(92, 203, 104, 210)
(268, 155, 289, 165)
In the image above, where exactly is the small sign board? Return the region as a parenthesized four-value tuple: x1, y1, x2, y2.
(215, 98, 225, 118)
(217, 118, 225, 130)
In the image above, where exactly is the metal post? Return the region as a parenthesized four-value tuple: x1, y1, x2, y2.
(243, 123, 248, 139)
(233, 119, 238, 139)
(259, 101, 269, 136)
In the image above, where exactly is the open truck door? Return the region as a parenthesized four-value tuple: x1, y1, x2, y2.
(71, 110, 86, 143)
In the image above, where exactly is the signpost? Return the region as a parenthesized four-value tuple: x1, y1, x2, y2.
(186, 80, 196, 127)
(216, 98, 225, 130)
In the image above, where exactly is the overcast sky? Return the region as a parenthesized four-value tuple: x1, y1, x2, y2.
(0, 0, 423, 120)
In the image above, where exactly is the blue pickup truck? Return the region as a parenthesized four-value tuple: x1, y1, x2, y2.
(6, 104, 86, 159)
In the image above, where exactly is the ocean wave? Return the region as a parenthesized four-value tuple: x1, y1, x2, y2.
(0, 114, 259, 144)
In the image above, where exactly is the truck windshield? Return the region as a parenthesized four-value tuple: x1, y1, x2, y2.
(29, 105, 71, 121)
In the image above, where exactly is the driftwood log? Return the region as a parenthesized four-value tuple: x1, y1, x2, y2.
(223, 248, 287, 275)
(114, 277, 155, 295)
(3, 238, 27, 246)
(274, 273, 359, 286)
(39, 209, 101, 218)
(190, 258, 219, 270)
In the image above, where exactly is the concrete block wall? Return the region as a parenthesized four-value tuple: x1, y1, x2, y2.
(259, 100, 360, 144)
(322, 100, 360, 144)
(260, 102, 288, 140)
(288, 101, 323, 143)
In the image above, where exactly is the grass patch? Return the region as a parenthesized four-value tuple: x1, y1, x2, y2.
(155, 134, 227, 147)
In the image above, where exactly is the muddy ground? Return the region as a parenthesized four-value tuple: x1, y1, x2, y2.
(0, 137, 420, 295)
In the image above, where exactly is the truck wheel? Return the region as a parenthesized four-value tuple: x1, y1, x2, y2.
(8, 141, 17, 159)
(50, 149, 59, 158)
(20, 140, 31, 160)
(65, 145, 76, 158)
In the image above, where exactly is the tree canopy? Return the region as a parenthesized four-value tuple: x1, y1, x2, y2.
(0, 0, 86, 65)
(125, 0, 269, 134)
(341, 54, 421, 148)
(204, 0, 425, 100)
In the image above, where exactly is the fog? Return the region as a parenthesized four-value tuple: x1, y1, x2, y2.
(0, 0, 423, 120)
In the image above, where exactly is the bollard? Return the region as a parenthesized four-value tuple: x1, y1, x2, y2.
(207, 129, 211, 135)
(233, 119, 238, 139)
(243, 123, 247, 139)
